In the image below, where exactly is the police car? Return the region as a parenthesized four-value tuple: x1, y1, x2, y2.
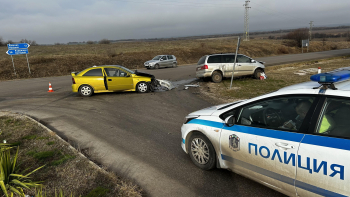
(181, 67, 350, 196)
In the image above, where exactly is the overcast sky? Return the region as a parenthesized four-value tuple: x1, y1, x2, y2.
(0, 0, 349, 44)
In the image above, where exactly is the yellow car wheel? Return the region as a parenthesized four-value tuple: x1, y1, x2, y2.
(79, 85, 93, 97)
(136, 82, 149, 93)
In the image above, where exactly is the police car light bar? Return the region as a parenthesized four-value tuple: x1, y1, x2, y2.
(310, 69, 350, 84)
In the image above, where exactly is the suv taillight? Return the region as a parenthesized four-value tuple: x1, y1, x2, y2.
(72, 78, 76, 84)
(201, 65, 208, 70)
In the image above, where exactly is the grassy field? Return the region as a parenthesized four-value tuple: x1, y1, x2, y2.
(0, 114, 142, 197)
(198, 56, 350, 104)
(0, 38, 349, 81)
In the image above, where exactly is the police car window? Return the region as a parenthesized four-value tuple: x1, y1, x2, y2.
(237, 96, 315, 131)
(221, 109, 236, 120)
(316, 98, 350, 138)
(83, 68, 103, 76)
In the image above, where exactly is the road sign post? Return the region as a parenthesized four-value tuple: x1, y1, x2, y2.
(230, 36, 241, 89)
(10, 55, 16, 75)
(6, 43, 31, 75)
(302, 39, 309, 53)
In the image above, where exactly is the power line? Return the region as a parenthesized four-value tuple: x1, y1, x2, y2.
(110, 0, 242, 8)
(249, 1, 305, 24)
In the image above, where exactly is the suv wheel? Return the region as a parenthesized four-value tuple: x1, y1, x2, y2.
(254, 69, 263, 79)
(211, 71, 223, 83)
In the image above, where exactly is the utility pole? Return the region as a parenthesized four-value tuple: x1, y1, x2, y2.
(243, 1, 251, 41)
(309, 21, 314, 41)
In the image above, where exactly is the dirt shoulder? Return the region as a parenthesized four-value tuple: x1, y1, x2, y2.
(0, 111, 142, 197)
(197, 56, 350, 104)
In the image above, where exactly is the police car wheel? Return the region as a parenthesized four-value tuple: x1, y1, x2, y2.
(254, 69, 263, 79)
(188, 133, 216, 170)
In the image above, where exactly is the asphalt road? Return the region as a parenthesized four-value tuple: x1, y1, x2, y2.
(0, 48, 349, 197)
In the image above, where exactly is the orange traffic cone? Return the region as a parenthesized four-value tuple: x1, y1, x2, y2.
(48, 82, 54, 92)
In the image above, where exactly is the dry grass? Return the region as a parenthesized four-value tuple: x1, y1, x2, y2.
(198, 56, 350, 103)
(0, 39, 349, 81)
(0, 114, 142, 197)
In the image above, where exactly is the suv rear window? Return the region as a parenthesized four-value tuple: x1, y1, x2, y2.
(207, 55, 222, 63)
(197, 56, 207, 65)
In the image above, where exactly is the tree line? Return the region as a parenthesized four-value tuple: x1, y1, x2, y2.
(0, 37, 38, 46)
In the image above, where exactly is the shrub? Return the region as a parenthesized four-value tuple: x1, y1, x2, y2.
(277, 47, 289, 54)
(99, 39, 110, 44)
(0, 147, 44, 197)
(22, 134, 37, 140)
(33, 151, 55, 160)
(51, 155, 75, 166)
(330, 44, 338, 50)
(284, 28, 308, 47)
(86, 41, 94, 44)
(23, 134, 38, 140)
(85, 186, 110, 197)
(106, 49, 117, 58)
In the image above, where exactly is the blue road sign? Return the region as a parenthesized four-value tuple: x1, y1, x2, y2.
(7, 43, 30, 50)
(6, 49, 29, 55)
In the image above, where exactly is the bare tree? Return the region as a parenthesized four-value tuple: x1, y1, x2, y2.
(5, 40, 13, 45)
(30, 40, 38, 45)
(0, 36, 3, 46)
(284, 28, 309, 47)
(99, 39, 110, 44)
(86, 41, 94, 44)
(20, 38, 29, 43)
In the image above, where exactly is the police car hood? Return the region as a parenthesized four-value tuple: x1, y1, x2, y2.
(189, 100, 245, 116)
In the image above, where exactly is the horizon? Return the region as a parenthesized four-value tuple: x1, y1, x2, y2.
(1, 0, 349, 45)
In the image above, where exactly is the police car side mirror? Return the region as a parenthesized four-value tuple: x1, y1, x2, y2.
(225, 115, 235, 127)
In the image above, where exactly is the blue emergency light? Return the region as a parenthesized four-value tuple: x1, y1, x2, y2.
(310, 69, 350, 83)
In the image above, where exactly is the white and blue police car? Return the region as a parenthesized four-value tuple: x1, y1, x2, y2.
(181, 67, 350, 197)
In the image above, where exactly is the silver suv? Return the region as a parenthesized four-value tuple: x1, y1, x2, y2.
(196, 53, 265, 83)
(144, 55, 177, 69)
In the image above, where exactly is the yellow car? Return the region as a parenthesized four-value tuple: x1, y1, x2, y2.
(71, 65, 158, 97)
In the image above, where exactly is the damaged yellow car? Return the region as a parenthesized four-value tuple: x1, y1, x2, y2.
(71, 65, 158, 97)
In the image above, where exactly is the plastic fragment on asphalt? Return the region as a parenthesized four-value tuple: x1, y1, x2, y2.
(156, 79, 174, 90)
(184, 84, 200, 87)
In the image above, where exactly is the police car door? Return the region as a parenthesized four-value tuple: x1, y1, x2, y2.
(220, 96, 317, 196)
(296, 96, 350, 197)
